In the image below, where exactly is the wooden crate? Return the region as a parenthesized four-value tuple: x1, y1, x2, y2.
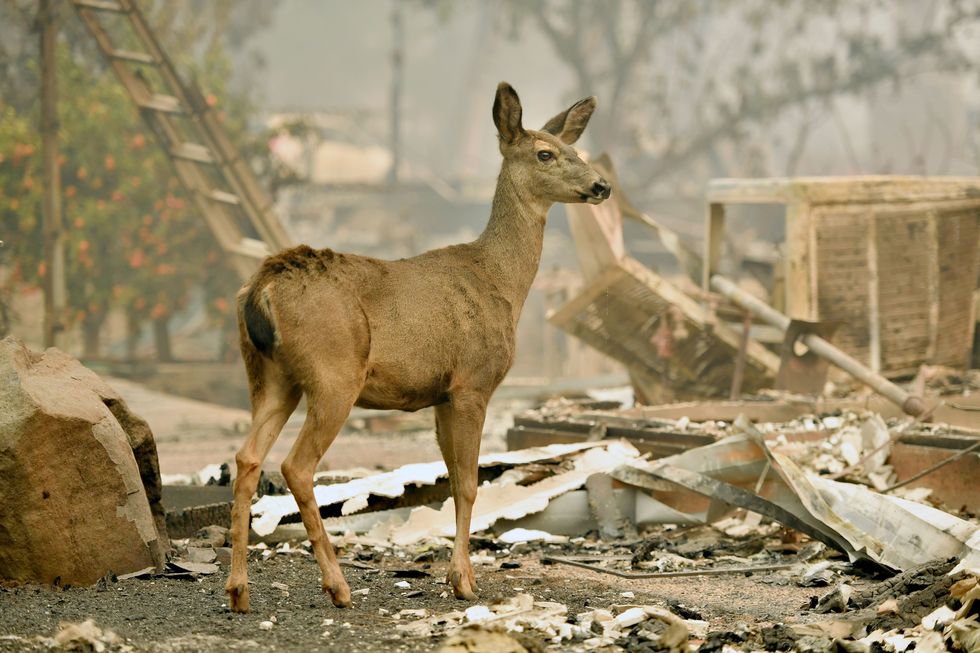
(704, 176, 980, 377)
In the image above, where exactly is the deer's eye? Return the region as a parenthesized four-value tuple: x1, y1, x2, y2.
(537, 150, 554, 162)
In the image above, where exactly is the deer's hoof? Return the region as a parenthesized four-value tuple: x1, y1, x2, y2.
(447, 569, 478, 601)
(325, 581, 352, 608)
(226, 581, 250, 613)
(454, 586, 478, 601)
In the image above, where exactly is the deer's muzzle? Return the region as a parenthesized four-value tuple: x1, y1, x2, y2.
(584, 178, 611, 204)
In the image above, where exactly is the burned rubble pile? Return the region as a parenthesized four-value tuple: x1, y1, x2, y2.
(135, 398, 976, 652)
(3, 342, 977, 652)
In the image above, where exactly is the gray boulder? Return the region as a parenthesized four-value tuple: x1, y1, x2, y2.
(0, 337, 168, 585)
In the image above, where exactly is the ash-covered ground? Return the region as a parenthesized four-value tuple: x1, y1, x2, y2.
(0, 535, 829, 652)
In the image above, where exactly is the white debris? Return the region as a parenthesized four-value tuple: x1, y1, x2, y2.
(614, 607, 648, 628)
(922, 605, 956, 630)
(822, 415, 844, 429)
(586, 385, 634, 408)
(251, 442, 622, 536)
(394, 593, 695, 651)
(160, 462, 223, 487)
(391, 442, 641, 545)
(52, 620, 125, 652)
(497, 528, 566, 544)
(685, 619, 710, 639)
(464, 605, 492, 623)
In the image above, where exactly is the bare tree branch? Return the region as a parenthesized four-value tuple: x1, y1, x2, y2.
(632, 16, 978, 188)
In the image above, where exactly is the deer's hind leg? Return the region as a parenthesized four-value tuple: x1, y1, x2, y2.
(226, 354, 301, 613)
(280, 365, 364, 608)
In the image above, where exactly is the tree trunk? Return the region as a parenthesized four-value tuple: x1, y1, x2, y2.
(152, 316, 173, 362)
(81, 306, 107, 359)
(125, 311, 140, 360)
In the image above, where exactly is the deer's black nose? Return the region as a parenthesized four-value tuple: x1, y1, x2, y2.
(592, 179, 611, 198)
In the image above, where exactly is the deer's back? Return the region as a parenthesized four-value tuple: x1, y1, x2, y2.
(252, 244, 518, 410)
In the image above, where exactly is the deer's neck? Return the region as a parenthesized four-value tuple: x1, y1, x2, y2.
(475, 164, 551, 316)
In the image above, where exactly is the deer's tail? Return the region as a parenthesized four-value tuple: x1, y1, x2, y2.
(240, 283, 277, 358)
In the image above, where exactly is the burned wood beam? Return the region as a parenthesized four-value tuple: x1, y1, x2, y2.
(507, 420, 714, 459)
(710, 274, 927, 417)
(513, 415, 715, 447)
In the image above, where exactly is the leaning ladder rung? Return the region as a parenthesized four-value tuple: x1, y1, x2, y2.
(203, 189, 240, 205)
(171, 143, 214, 164)
(137, 94, 184, 114)
(72, 0, 125, 12)
(228, 238, 271, 259)
(109, 49, 157, 65)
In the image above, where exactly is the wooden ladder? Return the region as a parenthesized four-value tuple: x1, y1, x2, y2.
(70, 0, 292, 279)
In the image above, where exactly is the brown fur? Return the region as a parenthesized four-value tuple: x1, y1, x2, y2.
(225, 82, 610, 612)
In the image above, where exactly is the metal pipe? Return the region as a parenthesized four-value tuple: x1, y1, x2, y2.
(710, 275, 927, 417)
(543, 555, 794, 579)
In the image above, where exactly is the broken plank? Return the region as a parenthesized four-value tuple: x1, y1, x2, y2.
(506, 425, 704, 459)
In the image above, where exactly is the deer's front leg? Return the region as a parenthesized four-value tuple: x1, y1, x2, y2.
(437, 393, 488, 601)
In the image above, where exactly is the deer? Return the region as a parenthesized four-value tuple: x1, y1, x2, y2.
(224, 82, 610, 612)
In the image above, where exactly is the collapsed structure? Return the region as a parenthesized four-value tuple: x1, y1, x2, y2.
(552, 168, 980, 405)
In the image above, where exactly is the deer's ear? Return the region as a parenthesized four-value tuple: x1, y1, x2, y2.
(493, 82, 525, 145)
(541, 96, 597, 145)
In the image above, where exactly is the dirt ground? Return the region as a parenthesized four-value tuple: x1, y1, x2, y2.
(0, 544, 849, 653)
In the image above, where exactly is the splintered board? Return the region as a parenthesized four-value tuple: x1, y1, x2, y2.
(548, 257, 780, 400)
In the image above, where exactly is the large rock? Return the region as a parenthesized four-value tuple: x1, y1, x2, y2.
(0, 337, 169, 585)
